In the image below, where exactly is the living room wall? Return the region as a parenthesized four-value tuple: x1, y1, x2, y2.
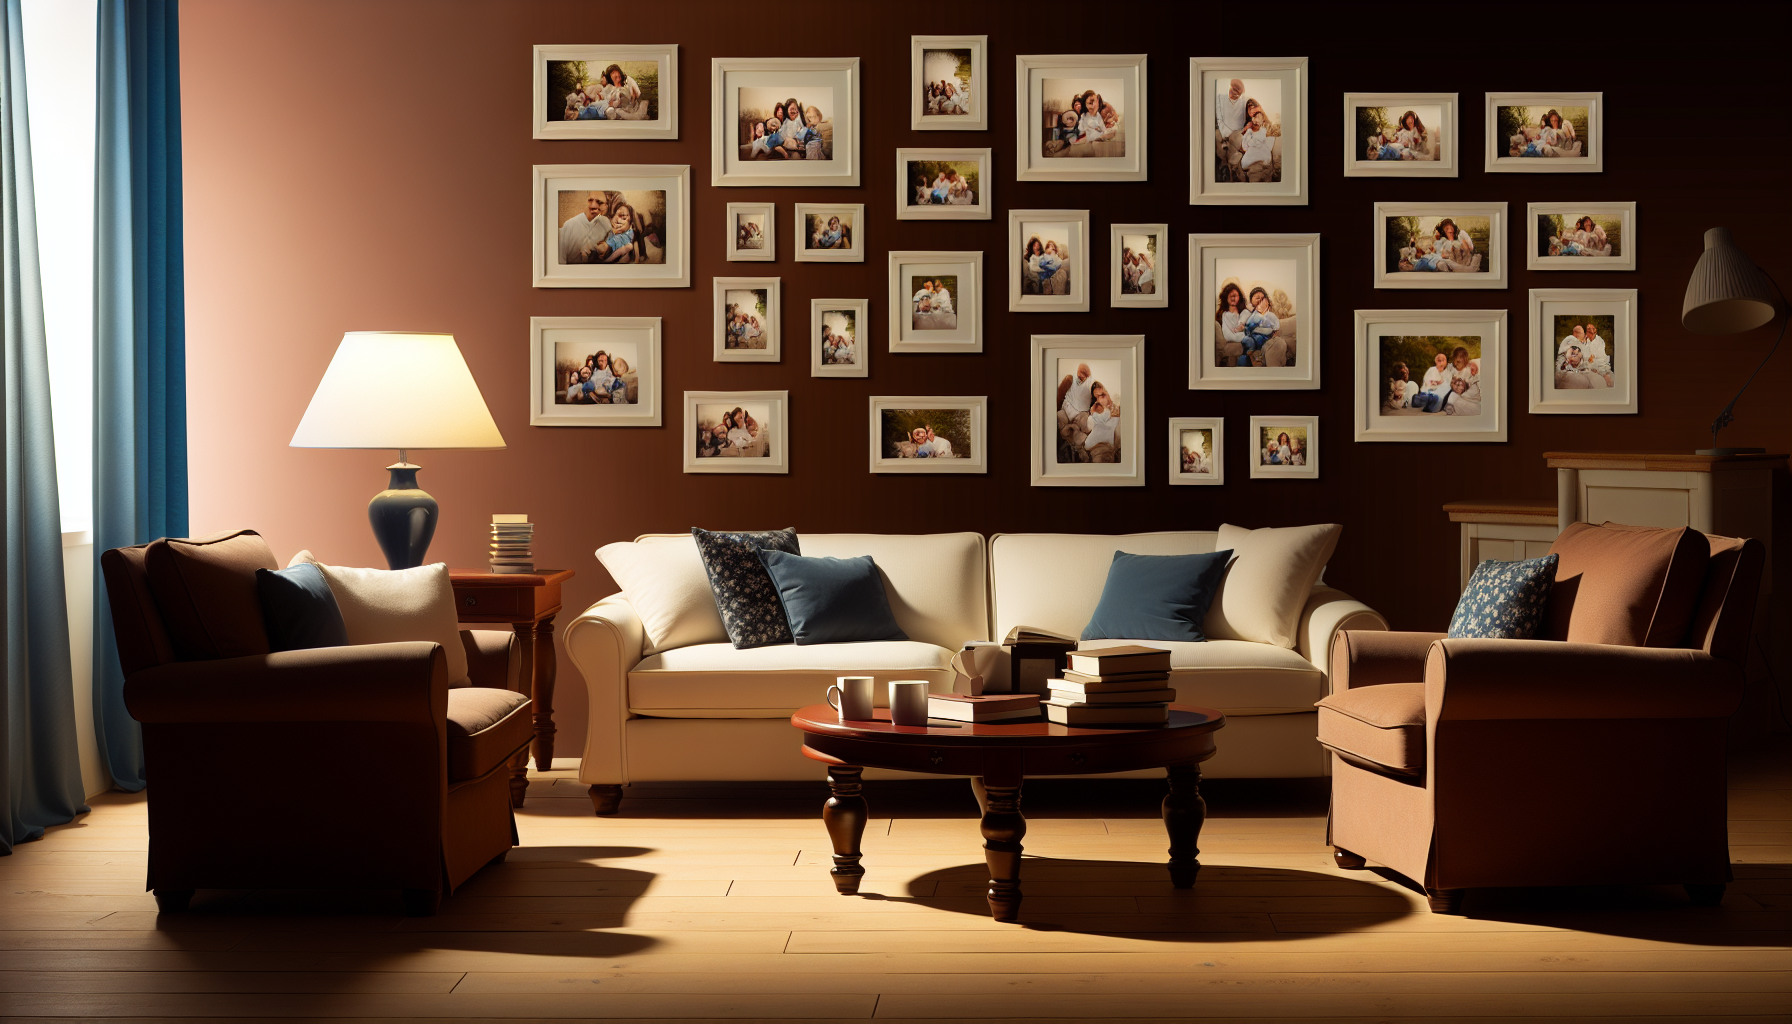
(180, 1, 1792, 757)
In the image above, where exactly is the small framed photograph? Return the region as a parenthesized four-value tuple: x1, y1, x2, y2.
(1031, 335, 1144, 487)
(810, 298, 868, 378)
(532, 165, 690, 289)
(794, 203, 864, 263)
(711, 57, 860, 188)
(528, 316, 661, 428)
(1342, 93, 1456, 177)
(1528, 288, 1638, 415)
(1191, 57, 1308, 205)
(912, 36, 986, 131)
(889, 251, 982, 354)
(896, 148, 992, 221)
(1372, 202, 1507, 290)
(1248, 416, 1318, 480)
(533, 45, 677, 141)
(869, 396, 988, 474)
(1010, 209, 1090, 313)
(713, 277, 781, 363)
(1487, 92, 1602, 173)
(726, 202, 774, 262)
(1527, 202, 1636, 271)
(1188, 233, 1320, 391)
(1353, 309, 1508, 444)
(1015, 54, 1148, 182)
(1111, 224, 1168, 309)
(685, 391, 787, 474)
(1168, 417, 1224, 486)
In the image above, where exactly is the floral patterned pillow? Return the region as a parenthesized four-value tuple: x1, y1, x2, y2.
(1447, 554, 1559, 640)
(691, 528, 801, 649)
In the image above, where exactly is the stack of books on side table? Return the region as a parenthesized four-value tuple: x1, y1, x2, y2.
(489, 514, 535, 574)
(1044, 645, 1175, 725)
(927, 693, 1042, 723)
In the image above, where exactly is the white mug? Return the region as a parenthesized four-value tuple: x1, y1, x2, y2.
(888, 679, 931, 726)
(827, 676, 876, 721)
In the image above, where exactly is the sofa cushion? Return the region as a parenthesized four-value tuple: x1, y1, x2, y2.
(1447, 553, 1558, 640)
(446, 687, 532, 782)
(628, 640, 954, 715)
(144, 529, 280, 661)
(596, 535, 728, 655)
(691, 528, 801, 649)
(255, 563, 351, 653)
(1205, 523, 1342, 649)
(1081, 549, 1232, 643)
(1315, 683, 1426, 776)
(312, 561, 470, 686)
(758, 551, 907, 646)
(1545, 522, 1710, 648)
(1079, 638, 1323, 715)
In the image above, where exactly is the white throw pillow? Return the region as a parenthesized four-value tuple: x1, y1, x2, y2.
(306, 560, 470, 685)
(596, 536, 727, 654)
(1204, 523, 1343, 649)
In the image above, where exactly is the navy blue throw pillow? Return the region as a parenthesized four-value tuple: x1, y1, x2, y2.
(255, 563, 350, 652)
(692, 528, 801, 649)
(1080, 549, 1233, 643)
(757, 550, 908, 646)
(1448, 554, 1559, 640)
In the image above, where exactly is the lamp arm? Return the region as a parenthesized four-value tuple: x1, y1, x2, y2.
(1710, 272, 1788, 444)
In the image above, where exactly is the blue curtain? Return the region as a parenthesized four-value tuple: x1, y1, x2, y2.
(91, 0, 185, 792)
(1, 0, 88, 853)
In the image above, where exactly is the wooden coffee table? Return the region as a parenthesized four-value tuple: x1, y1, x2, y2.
(790, 703, 1225, 922)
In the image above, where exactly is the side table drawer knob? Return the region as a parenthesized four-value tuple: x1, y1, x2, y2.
(464, 596, 477, 607)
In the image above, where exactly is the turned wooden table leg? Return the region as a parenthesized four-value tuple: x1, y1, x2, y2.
(1164, 763, 1207, 888)
(978, 773, 1026, 922)
(530, 614, 558, 771)
(588, 784, 622, 815)
(509, 620, 536, 807)
(823, 765, 868, 894)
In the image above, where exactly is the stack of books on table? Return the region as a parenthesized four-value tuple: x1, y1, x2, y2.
(489, 514, 535, 574)
(1043, 646, 1175, 726)
(926, 693, 1042, 723)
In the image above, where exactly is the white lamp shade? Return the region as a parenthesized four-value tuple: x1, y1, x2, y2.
(1683, 227, 1779, 335)
(290, 332, 506, 450)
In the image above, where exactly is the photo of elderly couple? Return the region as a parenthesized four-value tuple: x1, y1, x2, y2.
(1212, 258, 1298, 367)
(1553, 315, 1616, 390)
(1213, 77, 1283, 183)
(1054, 359, 1123, 464)
(557, 189, 667, 265)
(1500, 104, 1588, 160)
(555, 341, 638, 407)
(694, 402, 772, 459)
(1041, 78, 1124, 158)
(1357, 104, 1442, 162)
(737, 87, 834, 161)
(548, 59, 659, 122)
(906, 160, 979, 207)
(1385, 215, 1490, 275)
(1380, 336, 1483, 418)
(881, 407, 973, 460)
(723, 288, 771, 350)
(910, 276, 958, 330)
(1537, 213, 1621, 259)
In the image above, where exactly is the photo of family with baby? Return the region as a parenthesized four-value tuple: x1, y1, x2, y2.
(1386, 216, 1490, 275)
(1257, 424, 1307, 467)
(1019, 228, 1074, 296)
(1054, 359, 1124, 464)
(910, 276, 958, 331)
(1213, 77, 1283, 183)
(881, 407, 972, 460)
(1500, 105, 1588, 160)
(1041, 79, 1125, 158)
(554, 341, 638, 407)
(1552, 315, 1617, 390)
(1211, 260, 1299, 368)
(920, 49, 974, 117)
(1537, 213, 1620, 259)
(556, 190, 667, 265)
(694, 402, 772, 459)
(818, 310, 858, 366)
(548, 59, 659, 122)
(1380, 336, 1484, 418)
(1357, 105, 1442, 162)
(737, 87, 834, 161)
(1119, 235, 1157, 295)
(723, 289, 771, 350)
(906, 160, 979, 208)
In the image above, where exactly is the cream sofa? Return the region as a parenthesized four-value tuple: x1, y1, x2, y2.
(565, 531, 1386, 810)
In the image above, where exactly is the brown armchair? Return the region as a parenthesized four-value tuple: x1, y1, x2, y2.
(101, 529, 533, 916)
(1319, 525, 1764, 913)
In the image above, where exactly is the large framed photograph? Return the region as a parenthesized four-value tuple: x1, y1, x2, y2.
(1112, 223, 1167, 309)
(711, 57, 860, 187)
(1015, 54, 1147, 182)
(1342, 92, 1456, 177)
(1010, 210, 1090, 313)
(1188, 233, 1320, 391)
(1169, 417, 1223, 486)
(1248, 416, 1317, 480)
(1031, 335, 1144, 487)
(726, 202, 774, 262)
(1528, 288, 1638, 415)
(1487, 92, 1602, 173)
(1353, 309, 1508, 444)
(811, 298, 868, 379)
(896, 148, 992, 221)
(1190, 56, 1307, 205)
(912, 36, 986, 131)
(1372, 202, 1506, 290)
(888, 251, 982, 354)
(528, 316, 661, 428)
(533, 45, 676, 141)
(532, 165, 690, 289)
(794, 203, 864, 263)
(868, 396, 987, 474)
(1527, 202, 1636, 271)
(713, 277, 781, 363)
(685, 391, 787, 474)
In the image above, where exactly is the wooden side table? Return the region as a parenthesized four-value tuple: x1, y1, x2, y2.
(450, 568, 574, 807)
(1442, 498, 1560, 591)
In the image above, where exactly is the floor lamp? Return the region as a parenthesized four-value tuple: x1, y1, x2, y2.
(1683, 228, 1785, 456)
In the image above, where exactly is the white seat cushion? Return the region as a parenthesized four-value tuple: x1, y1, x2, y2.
(629, 640, 956, 716)
(1079, 639, 1323, 715)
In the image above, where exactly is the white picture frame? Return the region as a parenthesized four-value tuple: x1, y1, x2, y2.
(793, 203, 865, 263)
(713, 277, 781, 363)
(1015, 53, 1148, 182)
(527, 316, 662, 428)
(1168, 417, 1224, 486)
(1111, 223, 1168, 309)
(1009, 209, 1090, 313)
(868, 396, 988, 474)
(532, 164, 690, 289)
(895, 148, 993, 221)
(888, 251, 982, 354)
(1528, 288, 1638, 415)
(1188, 233, 1321, 391)
(725, 202, 775, 262)
(532, 44, 678, 141)
(1341, 92, 1457, 178)
(1248, 415, 1318, 480)
(1526, 201, 1637, 272)
(1030, 334, 1145, 488)
(810, 298, 869, 379)
(1352, 309, 1509, 444)
(711, 57, 861, 188)
(684, 391, 788, 474)
(911, 36, 986, 131)
(1190, 56, 1308, 205)
(1372, 201, 1508, 291)
(1486, 92, 1604, 174)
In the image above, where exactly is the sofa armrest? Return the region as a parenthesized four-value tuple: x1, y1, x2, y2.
(124, 642, 450, 725)
(461, 629, 520, 691)
(1296, 586, 1392, 688)
(565, 595, 646, 785)
(1426, 639, 1745, 721)
(1330, 630, 1445, 692)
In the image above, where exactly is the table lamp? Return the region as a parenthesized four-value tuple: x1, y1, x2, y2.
(290, 331, 506, 569)
(1682, 227, 1785, 456)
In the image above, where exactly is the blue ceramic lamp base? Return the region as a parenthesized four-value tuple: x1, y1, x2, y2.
(369, 451, 439, 570)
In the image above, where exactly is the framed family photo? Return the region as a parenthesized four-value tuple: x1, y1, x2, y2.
(1353, 309, 1508, 444)
(1188, 233, 1320, 391)
(912, 36, 986, 131)
(685, 391, 788, 474)
(527, 316, 662, 428)
(1111, 223, 1167, 309)
(1030, 334, 1144, 487)
(811, 298, 868, 378)
(1342, 92, 1457, 177)
(1527, 201, 1636, 271)
(1191, 56, 1307, 205)
(711, 57, 861, 187)
(532, 164, 690, 289)
(726, 202, 774, 262)
(1372, 202, 1507, 290)
(1528, 288, 1638, 415)
(713, 277, 781, 363)
(1248, 415, 1318, 480)
(1486, 92, 1603, 173)
(794, 203, 864, 263)
(868, 396, 988, 474)
(889, 251, 982, 354)
(533, 44, 677, 140)
(1010, 209, 1090, 313)
(1168, 417, 1224, 486)
(896, 148, 991, 220)
(1015, 54, 1148, 182)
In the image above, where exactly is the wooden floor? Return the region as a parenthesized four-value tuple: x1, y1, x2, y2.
(2, 741, 1788, 1022)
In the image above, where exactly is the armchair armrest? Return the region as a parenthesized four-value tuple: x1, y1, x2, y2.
(564, 595, 646, 785)
(1426, 639, 1744, 721)
(124, 642, 450, 725)
(1295, 586, 1393, 690)
(461, 629, 521, 691)
(1330, 630, 1445, 692)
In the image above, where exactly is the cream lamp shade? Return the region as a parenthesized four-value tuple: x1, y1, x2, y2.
(1682, 227, 1779, 335)
(290, 331, 506, 451)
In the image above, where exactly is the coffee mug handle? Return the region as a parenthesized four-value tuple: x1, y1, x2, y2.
(826, 684, 843, 712)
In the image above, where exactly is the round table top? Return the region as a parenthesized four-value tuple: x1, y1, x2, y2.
(790, 704, 1225, 747)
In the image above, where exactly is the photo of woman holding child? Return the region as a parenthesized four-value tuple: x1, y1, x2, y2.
(723, 291, 769, 350)
(1019, 234, 1071, 296)
(685, 391, 787, 474)
(694, 404, 771, 459)
(796, 204, 865, 263)
(737, 88, 834, 162)
(1211, 259, 1298, 368)
(1488, 95, 1600, 172)
(555, 342, 637, 407)
(538, 50, 672, 140)
(1041, 79, 1125, 159)
(1249, 417, 1317, 478)
(556, 190, 667, 266)
(1054, 359, 1124, 465)
(1373, 204, 1508, 289)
